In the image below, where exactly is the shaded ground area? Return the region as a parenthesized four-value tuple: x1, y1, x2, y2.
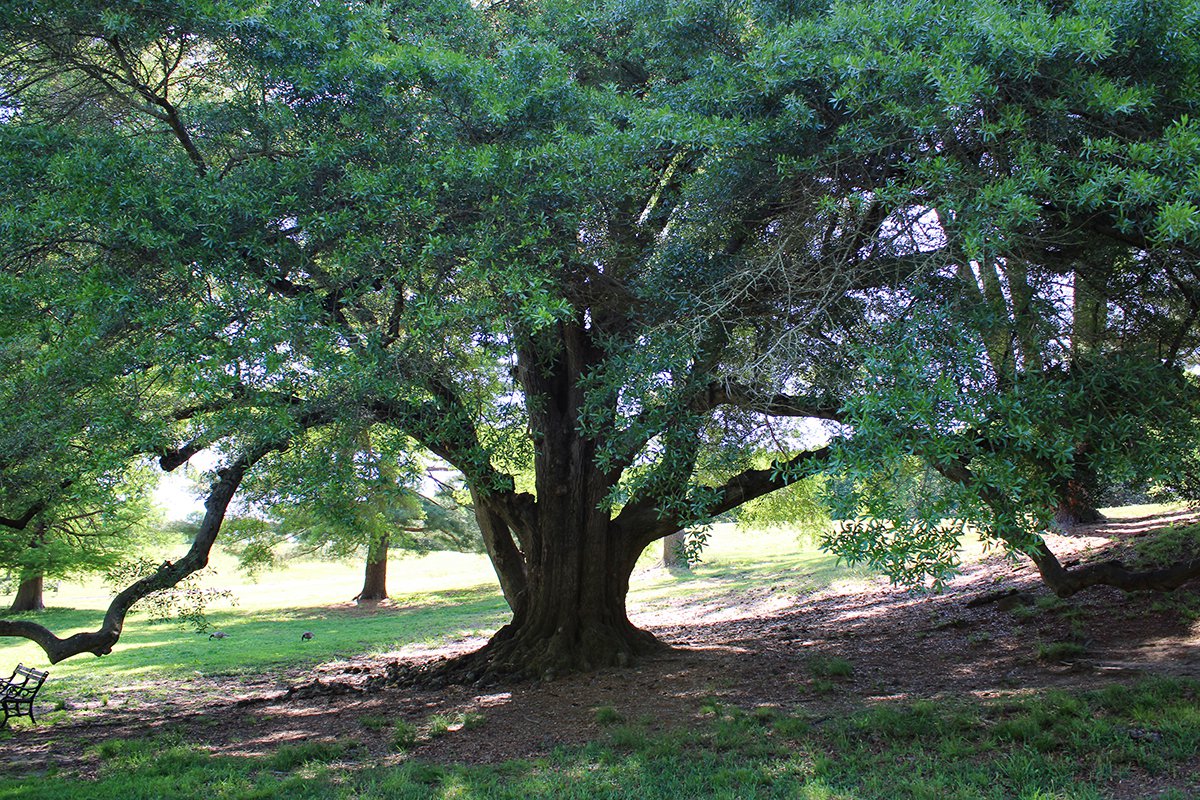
(3, 510, 1198, 794)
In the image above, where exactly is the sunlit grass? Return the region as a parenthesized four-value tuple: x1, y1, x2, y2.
(629, 524, 879, 608)
(0, 524, 877, 703)
(0, 547, 508, 703)
(1096, 502, 1187, 520)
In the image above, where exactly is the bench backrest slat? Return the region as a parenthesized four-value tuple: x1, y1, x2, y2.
(4, 665, 48, 692)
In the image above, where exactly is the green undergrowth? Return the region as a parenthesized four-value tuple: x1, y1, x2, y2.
(1132, 520, 1200, 564)
(1, 678, 1195, 799)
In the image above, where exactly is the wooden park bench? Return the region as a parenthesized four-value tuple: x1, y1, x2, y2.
(1, 664, 48, 728)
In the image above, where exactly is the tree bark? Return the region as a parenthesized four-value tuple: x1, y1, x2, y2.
(461, 492, 662, 681)
(936, 458, 1195, 597)
(1053, 449, 1105, 528)
(1026, 534, 1200, 597)
(9, 573, 45, 613)
(662, 530, 688, 570)
(1053, 481, 1105, 527)
(357, 533, 389, 602)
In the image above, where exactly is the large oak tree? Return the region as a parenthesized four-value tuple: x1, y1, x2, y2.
(2, 0, 1198, 677)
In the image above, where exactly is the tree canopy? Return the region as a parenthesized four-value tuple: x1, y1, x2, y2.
(1, 0, 1199, 674)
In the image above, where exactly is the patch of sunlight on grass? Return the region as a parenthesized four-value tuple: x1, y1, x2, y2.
(1098, 502, 1186, 520)
(14, 546, 501, 618)
(0, 547, 506, 697)
(629, 524, 877, 608)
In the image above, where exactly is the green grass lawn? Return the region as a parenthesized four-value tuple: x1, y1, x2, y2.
(0, 524, 879, 704)
(0, 677, 1195, 799)
(0, 547, 512, 703)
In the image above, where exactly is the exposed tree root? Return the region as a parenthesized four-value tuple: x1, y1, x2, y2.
(1033, 548, 1200, 597)
(407, 621, 669, 687)
(267, 621, 671, 703)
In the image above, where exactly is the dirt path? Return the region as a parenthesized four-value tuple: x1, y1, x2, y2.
(3, 511, 1198, 777)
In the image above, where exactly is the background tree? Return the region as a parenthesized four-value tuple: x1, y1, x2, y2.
(0, 0, 1197, 677)
(232, 431, 483, 602)
(3, 469, 164, 613)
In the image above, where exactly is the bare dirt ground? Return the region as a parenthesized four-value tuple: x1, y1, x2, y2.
(3, 510, 1199, 793)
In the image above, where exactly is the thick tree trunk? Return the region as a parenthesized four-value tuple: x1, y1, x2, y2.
(663, 530, 688, 570)
(463, 506, 662, 681)
(1053, 484, 1105, 528)
(445, 324, 666, 682)
(357, 534, 388, 602)
(481, 553, 660, 680)
(464, 450, 663, 680)
(9, 573, 45, 613)
(1053, 451, 1104, 528)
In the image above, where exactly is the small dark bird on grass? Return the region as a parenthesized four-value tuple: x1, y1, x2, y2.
(300, 631, 313, 641)
(208, 631, 227, 640)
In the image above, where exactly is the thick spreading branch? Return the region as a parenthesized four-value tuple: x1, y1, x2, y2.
(0, 501, 47, 531)
(0, 397, 342, 661)
(470, 488, 529, 613)
(1025, 538, 1200, 598)
(619, 446, 832, 550)
(935, 456, 1200, 597)
(0, 479, 73, 531)
(0, 447, 266, 662)
(370, 393, 522, 503)
(690, 382, 844, 421)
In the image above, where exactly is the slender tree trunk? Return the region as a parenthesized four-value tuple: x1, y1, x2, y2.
(9, 573, 45, 613)
(357, 533, 388, 602)
(11, 522, 47, 612)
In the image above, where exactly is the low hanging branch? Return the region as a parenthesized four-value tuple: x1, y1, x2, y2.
(1024, 538, 1200, 598)
(619, 445, 833, 551)
(0, 447, 268, 663)
(935, 457, 1200, 598)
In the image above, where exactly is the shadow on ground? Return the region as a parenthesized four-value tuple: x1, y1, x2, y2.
(2, 510, 1197, 775)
